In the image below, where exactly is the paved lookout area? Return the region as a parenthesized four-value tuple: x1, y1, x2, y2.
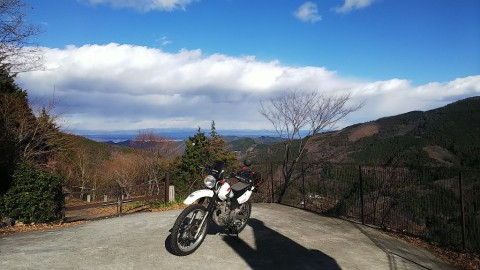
(0, 203, 453, 270)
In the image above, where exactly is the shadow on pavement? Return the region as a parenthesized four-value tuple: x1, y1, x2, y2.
(223, 218, 341, 270)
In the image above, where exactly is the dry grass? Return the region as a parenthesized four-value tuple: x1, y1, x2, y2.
(0, 220, 89, 237)
(422, 145, 458, 166)
(382, 230, 480, 270)
(348, 123, 379, 142)
(0, 203, 187, 237)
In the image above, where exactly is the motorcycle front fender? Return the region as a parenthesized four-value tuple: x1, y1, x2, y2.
(183, 189, 214, 205)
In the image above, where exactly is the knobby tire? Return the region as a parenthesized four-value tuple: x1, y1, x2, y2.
(170, 204, 209, 256)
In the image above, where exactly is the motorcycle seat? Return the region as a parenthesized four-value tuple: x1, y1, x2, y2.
(231, 181, 250, 191)
(231, 182, 250, 198)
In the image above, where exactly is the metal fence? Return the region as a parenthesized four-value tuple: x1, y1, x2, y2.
(250, 163, 480, 253)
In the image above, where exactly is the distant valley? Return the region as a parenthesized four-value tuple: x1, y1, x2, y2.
(74, 97, 480, 169)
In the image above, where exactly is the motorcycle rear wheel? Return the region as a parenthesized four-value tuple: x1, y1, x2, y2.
(233, 201, 251, 233)
(170, 204, 209, 256)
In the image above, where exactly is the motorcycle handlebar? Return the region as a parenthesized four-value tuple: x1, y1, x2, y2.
(233, 175, 252, 184)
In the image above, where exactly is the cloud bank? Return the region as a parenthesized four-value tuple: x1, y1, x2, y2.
(16, 43, 480, 132)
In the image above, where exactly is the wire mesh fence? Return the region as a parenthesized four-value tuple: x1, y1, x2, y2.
(252, 162, 480, 253)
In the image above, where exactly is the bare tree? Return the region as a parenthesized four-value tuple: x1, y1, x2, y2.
(103, 152, 148, 198)
(131, 130, 178, 158)
(259, 90, 362, 202)
(68, 147, 94, 199)
(131, 130, 176, 195)
(1, 95, 69, 164)
(0, 0, 43, 73)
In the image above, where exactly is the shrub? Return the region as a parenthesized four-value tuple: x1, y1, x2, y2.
(151, 199, 181, 209)
(2, 161, 64, 223)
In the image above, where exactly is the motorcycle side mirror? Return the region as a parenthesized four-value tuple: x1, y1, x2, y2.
(243, 159, 252, 167)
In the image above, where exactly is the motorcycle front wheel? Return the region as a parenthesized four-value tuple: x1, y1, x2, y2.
(170, 204, 209, 256)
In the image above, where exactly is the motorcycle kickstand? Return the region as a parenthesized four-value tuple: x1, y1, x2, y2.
(228, 226, 239, 238)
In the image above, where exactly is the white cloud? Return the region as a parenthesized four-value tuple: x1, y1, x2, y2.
(334, 0, 375, 13)
(84, 0, 197, 12)
(294, 2, 322, 23)
(16, 43, 480, 132)
(159, 36, 172, 46)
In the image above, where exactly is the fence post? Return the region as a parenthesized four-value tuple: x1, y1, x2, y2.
(118, 187, 123, 216)
(270, 163, 274, 203)
(459, 171, 466, 250)
(165, 171, 170, 203)
(359, 165, 365, 225)
(302, 163, 306, 209)
(169, 186, 175, 202)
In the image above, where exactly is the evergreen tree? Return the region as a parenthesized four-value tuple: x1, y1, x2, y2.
(0, 66, 66, 222)
(2, 161, 63, 223)
(0, 66, 32, 195)
(173, 122, 238, 195)
(0, 66, 26, 96)
(173, 127, 210, 195)
(209, 121, 237, 170)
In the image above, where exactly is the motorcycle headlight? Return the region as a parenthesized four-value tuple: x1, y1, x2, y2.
(203, 175, 216, 188)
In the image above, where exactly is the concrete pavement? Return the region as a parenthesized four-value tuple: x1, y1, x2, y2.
(0, 203, 454, 269)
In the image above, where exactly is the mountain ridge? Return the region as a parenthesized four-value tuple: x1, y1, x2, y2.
(250, 96, 480, 168)
(72, 97, 480, 169)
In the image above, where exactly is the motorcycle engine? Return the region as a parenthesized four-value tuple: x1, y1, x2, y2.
(212, 201, 231, 226)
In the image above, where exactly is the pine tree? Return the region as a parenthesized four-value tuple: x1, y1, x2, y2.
(173, 128, 211, 194)
(208, 121, 237, 170)
(173, 122, 238, 195)
(0, 67, 32, 195)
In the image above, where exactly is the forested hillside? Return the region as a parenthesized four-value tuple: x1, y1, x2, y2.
(54, 134, 143, 191)
(346, 97, 480, 168)
(251, 97, 480, 168)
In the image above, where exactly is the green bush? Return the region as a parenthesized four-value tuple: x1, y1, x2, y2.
(150, 199, 181, 209)
(2, 161, 64, 223)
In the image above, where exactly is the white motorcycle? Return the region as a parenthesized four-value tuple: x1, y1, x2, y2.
(169, 160, 262, 256)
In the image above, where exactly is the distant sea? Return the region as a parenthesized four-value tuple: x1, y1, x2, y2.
(72, 128, 284, 143)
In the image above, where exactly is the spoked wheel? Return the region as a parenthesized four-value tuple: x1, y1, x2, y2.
(232, 201, 251, 234)
(170, 204, 209, 256)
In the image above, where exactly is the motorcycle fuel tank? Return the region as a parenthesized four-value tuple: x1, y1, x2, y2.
(218, 182, 233, 201)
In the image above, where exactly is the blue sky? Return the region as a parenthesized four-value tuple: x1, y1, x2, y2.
(16, 0, 480, 131)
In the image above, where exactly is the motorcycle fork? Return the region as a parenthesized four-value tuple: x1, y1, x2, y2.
(194, 193, 217, 239)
